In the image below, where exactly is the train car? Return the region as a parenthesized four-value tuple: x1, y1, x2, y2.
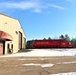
(26, 40, 33, 49)
(26, 39, 72, 49)
(33, 39, 72, 48)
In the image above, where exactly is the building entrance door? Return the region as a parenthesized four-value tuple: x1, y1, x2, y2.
(0, 41, 3, 55)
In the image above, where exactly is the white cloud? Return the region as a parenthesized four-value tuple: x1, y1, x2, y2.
(44, 2, 65, 10)
(0, 1, 38, 9)
(0, 1, 44, 13)
(0, 1, 65, 13)
(50, 4, 65, 10)
(33, 8, 42, 13)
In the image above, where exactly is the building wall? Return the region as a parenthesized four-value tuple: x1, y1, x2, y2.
(0, 13, 26, 54)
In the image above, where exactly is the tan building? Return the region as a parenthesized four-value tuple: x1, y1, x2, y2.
(0, 13, 26, 55)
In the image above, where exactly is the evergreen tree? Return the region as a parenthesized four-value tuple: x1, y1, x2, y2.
(48, 37, 51, 40)
(59, 35, 64, 39)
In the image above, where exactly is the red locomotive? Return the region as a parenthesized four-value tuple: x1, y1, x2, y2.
(26, 39, 72, 49)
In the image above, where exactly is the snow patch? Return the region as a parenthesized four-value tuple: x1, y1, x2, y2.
(62, 61, 76, 64)
(50, 72, 76, 75)
(41, 64, 54, 67)
(22, 63, 54, 67)
(18, 58, 44, 60)
(57, 61, 76, 64)
(22, 63, 41, 66)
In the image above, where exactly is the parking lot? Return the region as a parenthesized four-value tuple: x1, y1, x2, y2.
(0, 56, 76, 75)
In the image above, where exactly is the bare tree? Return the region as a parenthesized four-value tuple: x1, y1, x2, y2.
(71, 38, 76, 48)
(65, 34, 70, 41)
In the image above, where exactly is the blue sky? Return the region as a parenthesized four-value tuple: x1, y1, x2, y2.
(0, 0, 76, 40)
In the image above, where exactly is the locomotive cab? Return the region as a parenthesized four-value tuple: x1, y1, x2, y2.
(60, 39, 72, 48)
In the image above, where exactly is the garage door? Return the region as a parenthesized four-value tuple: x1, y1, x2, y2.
(19, 31, 22, 49)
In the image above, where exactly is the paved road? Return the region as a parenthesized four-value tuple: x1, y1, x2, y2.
(0, 56, 76, 75)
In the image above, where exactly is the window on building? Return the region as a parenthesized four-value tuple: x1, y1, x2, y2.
(11, 44, 13, 49)
(7, 43, 10, 54)
(7, 43, 10, 49)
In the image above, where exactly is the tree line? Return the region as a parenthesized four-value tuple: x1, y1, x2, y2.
(60, 34, 76, 48)
(43, 34, 76, 48)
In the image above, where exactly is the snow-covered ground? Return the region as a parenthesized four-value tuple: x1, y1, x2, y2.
(1, 49, 76, 57)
